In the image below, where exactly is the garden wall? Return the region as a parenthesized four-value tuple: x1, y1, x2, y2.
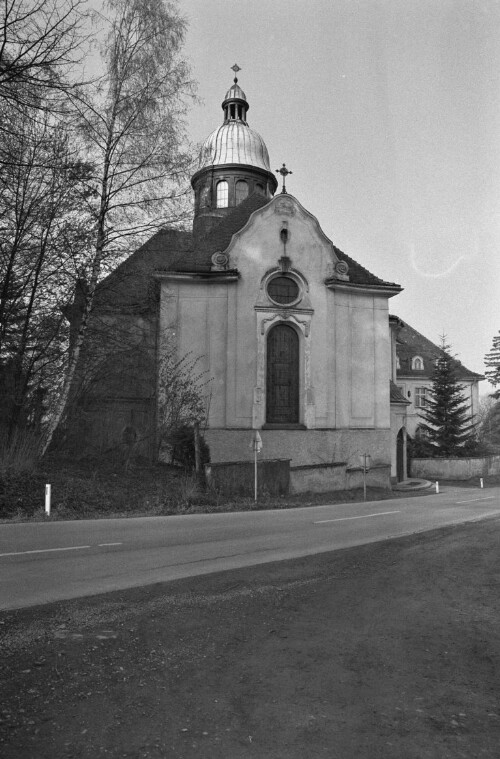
(411, 456, 500, 480)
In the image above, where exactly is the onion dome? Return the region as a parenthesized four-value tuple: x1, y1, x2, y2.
(196, 75, 272, 173)
(198, 122, 272, 173)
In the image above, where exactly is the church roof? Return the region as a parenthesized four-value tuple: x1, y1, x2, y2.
(394, 318, 484, 380)
(196, 76, 272, 175)
(329, 246, 400, 289)
(94, 228, 193, 311)
(390, 380, 410, 404)
(188, 193, 270, 269)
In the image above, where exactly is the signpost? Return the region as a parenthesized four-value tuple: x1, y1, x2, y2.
(359, 454, 371, 502)
(250, 431, 263, 502)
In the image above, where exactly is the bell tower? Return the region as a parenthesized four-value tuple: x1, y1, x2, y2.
(191, 67, 278, 241)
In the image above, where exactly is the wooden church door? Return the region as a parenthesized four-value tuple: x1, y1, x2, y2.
(266, 324, 299, 424)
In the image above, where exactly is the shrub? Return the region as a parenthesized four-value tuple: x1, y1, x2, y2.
(164, 424, 210, 470)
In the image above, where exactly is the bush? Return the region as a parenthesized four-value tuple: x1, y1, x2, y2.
(164, 425, 210, 470)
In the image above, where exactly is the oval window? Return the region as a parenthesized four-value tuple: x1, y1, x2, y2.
(267, 276, 299, 305)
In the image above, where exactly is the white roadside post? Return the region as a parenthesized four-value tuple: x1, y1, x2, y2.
(359, 454, 371, 502)
(45, 484, 51, 516)
(435, 481, 439, 494)
(250, 431, 263, 502)
(480, 477, 484, 489)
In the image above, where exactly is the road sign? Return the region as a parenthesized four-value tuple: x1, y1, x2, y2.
(250, 431, 262, 453)
(359, 454, 371, 471)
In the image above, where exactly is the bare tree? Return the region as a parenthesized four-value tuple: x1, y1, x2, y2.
(40, 0, 195, 455)
(0, 103, 93, 440)
(0, 0, 88, 116)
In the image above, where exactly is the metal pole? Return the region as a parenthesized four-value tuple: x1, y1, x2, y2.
(45, 484, 51, 516)
(363, 455, 367, 502)
(254, 444, 258, 502)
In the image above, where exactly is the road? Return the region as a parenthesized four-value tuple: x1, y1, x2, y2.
(1, 486, 499, 610)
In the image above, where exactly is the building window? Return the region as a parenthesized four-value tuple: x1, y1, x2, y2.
(235, 180, 248, 205)
(267, 275, 299, 305)
(266, 324, 299, 424)
(412, 355, 424, 370)
(255, 183, 264, 195)
(396, 355, 400, 370)
(216, 181, 228, 208)
(415, 387, 429, 408)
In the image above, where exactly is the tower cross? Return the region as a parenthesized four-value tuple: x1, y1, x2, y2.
(276, 163, 293, 194)
(231, 63, 241, 83)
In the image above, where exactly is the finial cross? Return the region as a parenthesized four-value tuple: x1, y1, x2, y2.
(231, 63, 241, 83)
(276, 163, 293, 194)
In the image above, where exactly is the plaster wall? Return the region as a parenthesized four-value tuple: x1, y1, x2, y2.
(205, 427, 391, 469)
(159, 196, 392, 440)
(411, 455, 500, 480)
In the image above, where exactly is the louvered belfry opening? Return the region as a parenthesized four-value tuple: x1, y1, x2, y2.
(266, 324, 299, 424)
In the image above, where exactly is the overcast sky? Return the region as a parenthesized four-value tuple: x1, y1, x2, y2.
(180, 0, 499, 381)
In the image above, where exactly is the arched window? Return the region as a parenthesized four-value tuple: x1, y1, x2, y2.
(266, 324, 299, 424)
(235, 180, 248, 205)
(412, 355, 424, 370)
(255, 183, 264, 195)
(216, 181, 228, 208)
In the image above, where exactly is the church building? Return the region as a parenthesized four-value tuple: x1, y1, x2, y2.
(72, 72, 412, 492)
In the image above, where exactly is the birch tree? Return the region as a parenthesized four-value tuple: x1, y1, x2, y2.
(41, 0, 195, 454)
(0, 0, 88, 117)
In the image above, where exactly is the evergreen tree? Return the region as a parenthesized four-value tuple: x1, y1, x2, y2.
(418, 338, 477, 456)
(484, 331, 500, 399)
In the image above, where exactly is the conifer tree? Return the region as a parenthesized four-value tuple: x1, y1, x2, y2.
(418, 338, 477, 456)
(484, 331, 500, 399)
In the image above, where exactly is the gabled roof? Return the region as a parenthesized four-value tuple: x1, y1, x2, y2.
(92, 192, 401, 307)
(394, 318, 484, 381)
(187, 192, 400, 289)
(94, 228, 193, 311)
(330, 246, 401, 289)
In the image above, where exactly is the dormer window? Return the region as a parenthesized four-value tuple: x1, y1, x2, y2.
(216, 180, 228, 208)
(412, 356, 424, 370)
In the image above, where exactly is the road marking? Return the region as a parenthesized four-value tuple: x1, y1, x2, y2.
(455, 496, 496, 504)
(314, 510, 401, 524)
(0, 542, 123, 558)
(0, 545, 91, 558)
(98, 542, 123, 547)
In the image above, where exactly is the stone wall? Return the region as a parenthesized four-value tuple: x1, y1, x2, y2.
(411, 456, 500, 480)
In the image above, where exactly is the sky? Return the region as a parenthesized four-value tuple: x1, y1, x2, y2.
(179, 0, 500, 382)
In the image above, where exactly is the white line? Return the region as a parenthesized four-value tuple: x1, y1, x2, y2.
(455, 496, 496, 504)
(98, 542, 123, 547)
(315, 510, 401, 524)
(0, 545, 91, 558)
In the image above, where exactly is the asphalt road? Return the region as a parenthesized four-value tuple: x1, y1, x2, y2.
(1, 486, 499, 611)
